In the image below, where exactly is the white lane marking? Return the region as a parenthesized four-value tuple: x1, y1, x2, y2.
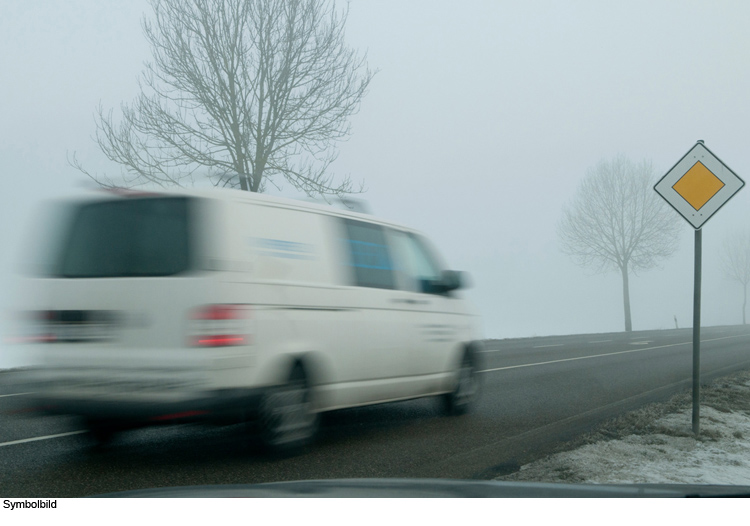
(630, 341, 651, 345)
(0, 430, 86, 448)
(0, 392, 32, 398)
(533, 344, 564, 348)
(479, 334, 749, 374)
(588, 340, 612, 343)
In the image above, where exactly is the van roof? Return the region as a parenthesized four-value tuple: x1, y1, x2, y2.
(80, 186, 419, 233)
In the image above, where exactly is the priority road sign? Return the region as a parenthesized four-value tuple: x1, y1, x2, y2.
(654, 140, 744, 436)
(654, 141, 744, 229)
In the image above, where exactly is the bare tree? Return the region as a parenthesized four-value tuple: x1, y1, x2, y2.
(71, 0, 373, 196)
(721, 229, 750, 325)
(558, 156, 682, 332)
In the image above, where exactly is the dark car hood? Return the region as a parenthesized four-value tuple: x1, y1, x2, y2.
(93, 478, 750, 498)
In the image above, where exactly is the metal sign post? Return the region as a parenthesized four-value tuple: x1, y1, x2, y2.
(692, 228, 701, 434)
(654, 140, 744, 435)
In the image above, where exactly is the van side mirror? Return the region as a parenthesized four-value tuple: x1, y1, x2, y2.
(421, 270, 469, 294)
(441, 270, 469, 291)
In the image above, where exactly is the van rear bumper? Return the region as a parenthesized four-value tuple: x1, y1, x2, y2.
(28, 388, 266, 425)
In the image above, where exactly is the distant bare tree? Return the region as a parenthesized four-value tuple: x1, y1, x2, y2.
(721, 230, 750, 325)
(558, 156, 682, 332)
(71, 0, 373, 196)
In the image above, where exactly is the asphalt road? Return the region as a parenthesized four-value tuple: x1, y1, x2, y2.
(2, 324, 750, 497)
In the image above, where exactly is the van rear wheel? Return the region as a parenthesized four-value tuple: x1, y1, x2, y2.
(258, 365, 319, 453)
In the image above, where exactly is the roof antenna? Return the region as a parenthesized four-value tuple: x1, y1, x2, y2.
(338, 196, 371, 214)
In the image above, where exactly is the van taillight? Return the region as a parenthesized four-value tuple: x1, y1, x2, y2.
(188, 305, 251, 347)
(7, 311, 57, 344)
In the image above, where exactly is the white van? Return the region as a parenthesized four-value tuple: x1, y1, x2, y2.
(17, 188, 482, 450)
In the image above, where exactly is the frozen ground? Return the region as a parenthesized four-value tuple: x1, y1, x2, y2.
(497, 369, 750, 485)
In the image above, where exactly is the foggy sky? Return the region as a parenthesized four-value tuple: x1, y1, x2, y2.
(2, 0, 749, 367)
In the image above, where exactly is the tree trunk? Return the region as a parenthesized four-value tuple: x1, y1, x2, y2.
(621, 262, 632, 332)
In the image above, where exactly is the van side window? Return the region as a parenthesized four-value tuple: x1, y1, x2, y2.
(341, 219, 396, 289)
(389, 230, 443, 293)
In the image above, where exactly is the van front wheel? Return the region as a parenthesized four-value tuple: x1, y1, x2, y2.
(258, 365, 319, 453)
(443, 352, 479, 415)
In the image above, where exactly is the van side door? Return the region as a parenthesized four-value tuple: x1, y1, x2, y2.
(337, 218, 412, 401)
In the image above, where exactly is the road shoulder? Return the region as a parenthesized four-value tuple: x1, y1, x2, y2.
(496, 369, 750, 485)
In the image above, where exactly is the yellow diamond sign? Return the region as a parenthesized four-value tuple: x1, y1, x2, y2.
(654, 141, 744, 229)
(672, 161, 725, 211)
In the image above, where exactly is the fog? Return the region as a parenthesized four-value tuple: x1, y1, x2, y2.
(2, 0, 749, 368)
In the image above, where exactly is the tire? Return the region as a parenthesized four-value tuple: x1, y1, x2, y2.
(258, 365, 319, 453)
(443, 351, 479, 415)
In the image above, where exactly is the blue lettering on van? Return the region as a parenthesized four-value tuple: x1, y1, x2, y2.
(250, 238, 316, 260)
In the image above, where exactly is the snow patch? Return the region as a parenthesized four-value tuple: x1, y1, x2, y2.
(499, 378, 750, 485)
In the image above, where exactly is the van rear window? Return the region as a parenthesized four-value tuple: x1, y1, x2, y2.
(56, 197, 192, 278)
